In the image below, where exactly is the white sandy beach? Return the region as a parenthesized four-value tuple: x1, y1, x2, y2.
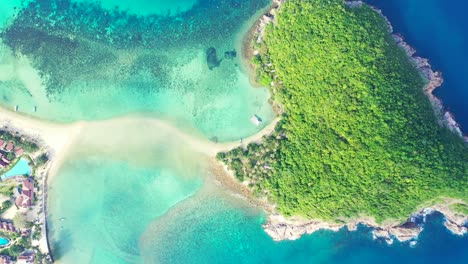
(0, 106, 84, 180)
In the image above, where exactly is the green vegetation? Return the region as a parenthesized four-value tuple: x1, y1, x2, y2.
(5, 152, 15, 161)
(13, 214, 28, 230)
(219, 0, 468, 222)
(0, 183, 15, 196)
(0, 244, 24, 258)
(36, 153, 49, 166)
(0, 200, 13, 215)
(0, 130, 39, 153)
(451, 203, 468, 215)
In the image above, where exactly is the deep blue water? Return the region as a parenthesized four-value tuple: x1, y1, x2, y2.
(367, 0, 468, 133)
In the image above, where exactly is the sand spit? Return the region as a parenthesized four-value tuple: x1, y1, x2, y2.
(0, 106, 84, 179)
(0, 107, 282, 261)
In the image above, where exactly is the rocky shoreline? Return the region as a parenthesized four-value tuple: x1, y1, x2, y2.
(245, 0, 468, 243)
(350, 1, 467, 142)
(263, 201, 467, 244)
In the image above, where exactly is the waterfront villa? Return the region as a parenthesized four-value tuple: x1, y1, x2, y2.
(15, 178, 34, 208)
(0, 221, 17, 233)
(0, 255, 12, 264)
(0, 158, 8, 168)
(4, 143, 14, 152)
(14, 148, 24, 157)
(16, 251, 35, 264)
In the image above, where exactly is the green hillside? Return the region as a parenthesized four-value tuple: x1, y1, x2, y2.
(218, 0, 468, 222)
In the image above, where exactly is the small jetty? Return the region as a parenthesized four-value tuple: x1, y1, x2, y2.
(14, 105, 18, 112)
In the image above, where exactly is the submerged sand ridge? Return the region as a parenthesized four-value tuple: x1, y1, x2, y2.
(0, 106, 280, 191)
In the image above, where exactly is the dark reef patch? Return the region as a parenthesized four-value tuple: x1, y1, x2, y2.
(224, 49, 237, 59)
(206, 47, 222, 70)
(0, 0, 271, 98)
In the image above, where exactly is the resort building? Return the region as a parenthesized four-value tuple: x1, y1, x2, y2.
(14, 148, 24, 157)
(0, 221, 17, 233)
(16, 252, 35, 264)
(4, 142, 14, 152)
(0, 139, 5, 149)
(0, 155, 10, 164)
(0, 157, 8, 168)
(15, 178, 34, 208)
(0, 255, 12, 264)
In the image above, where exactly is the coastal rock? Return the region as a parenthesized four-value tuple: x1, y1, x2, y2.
(444, 221, 467, 236)
(345, 1, 363, 8)
(263, 205, 467, 244)
(263, 214, 344, 241)
(431, 203, 468, 235)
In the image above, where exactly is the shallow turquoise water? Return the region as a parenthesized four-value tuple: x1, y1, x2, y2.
(74, 0, 197, 16)
(48, 155, 203, 263)
(1, 158, 31, 180)
(0, 0, 274, 141)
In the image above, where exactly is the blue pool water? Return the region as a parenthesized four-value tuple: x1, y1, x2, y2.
(1, 158, 32, 180)
(0, 237, 9, 246)
(366, 0, 468, 133)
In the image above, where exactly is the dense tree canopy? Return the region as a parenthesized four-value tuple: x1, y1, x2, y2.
(219, 0, 468, 222)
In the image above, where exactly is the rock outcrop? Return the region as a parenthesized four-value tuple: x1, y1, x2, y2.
(263, 205, 467, 243)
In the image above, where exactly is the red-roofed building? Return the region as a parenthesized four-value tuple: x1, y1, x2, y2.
(15, 196, 24, 208)
(15, 178, 34, 208)
(0, 255, 12, 264)
(0, 156, 10, 167)
(0, 139, 5, 149)
(17, 251, 35, 264)
(0, 221, 16, 234)
(14, 147, 24, 157)
(4, 142, 14, 152)
(0, 158, 7, 168)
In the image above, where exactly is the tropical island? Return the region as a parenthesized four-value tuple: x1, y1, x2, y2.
(217, 0, 468, 242)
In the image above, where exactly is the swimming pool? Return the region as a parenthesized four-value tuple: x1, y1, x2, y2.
(0, 237, 9, 247)
(1, 158, 32, 180)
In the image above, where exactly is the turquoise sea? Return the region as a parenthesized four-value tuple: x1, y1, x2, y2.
(0, 0, 274, 141)
(0, 0, 466, 263)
